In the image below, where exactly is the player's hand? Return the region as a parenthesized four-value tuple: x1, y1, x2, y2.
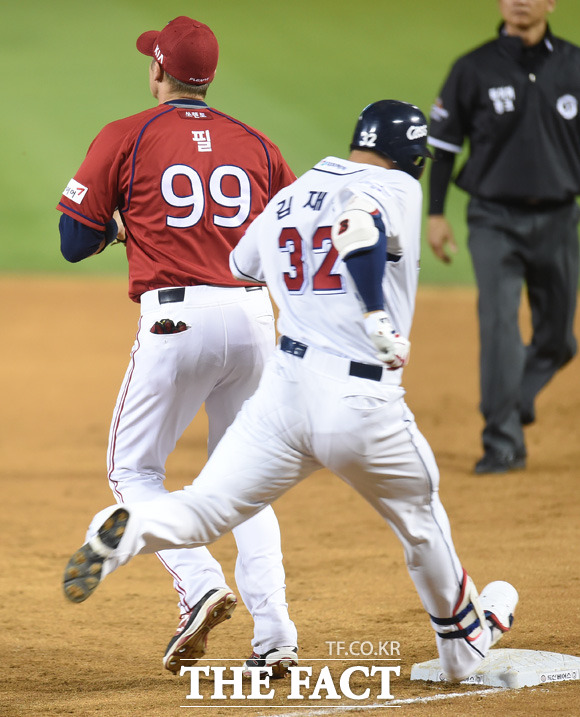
(427, 215, 457, 264)
(110, 210, 127, 245)
(364, 311, 410, 370)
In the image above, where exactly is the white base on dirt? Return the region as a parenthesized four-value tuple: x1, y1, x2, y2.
(411, 649, 580, 689)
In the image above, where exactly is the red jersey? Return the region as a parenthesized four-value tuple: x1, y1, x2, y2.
(57, 99, 296, 301)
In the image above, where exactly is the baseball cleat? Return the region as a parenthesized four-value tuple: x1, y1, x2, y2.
(479, 580, 519, 646)
(163, 588, 237, 674)
(242, 646, 298, 679)
(63, 507, 129, 603)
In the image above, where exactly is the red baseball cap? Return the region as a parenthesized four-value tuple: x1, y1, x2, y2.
(136, 16, 219, 86)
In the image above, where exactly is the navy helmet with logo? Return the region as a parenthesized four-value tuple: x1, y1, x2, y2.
(350, 100, 434, 179)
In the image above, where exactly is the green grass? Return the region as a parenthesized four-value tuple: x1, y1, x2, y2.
(3, 0, 579, 283)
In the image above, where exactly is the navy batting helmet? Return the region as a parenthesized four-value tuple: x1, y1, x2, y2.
(350, 100, 433, 179)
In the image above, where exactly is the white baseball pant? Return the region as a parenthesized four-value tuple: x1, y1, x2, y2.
(94, 343, 491, 678)
(105, 285, 296, 652)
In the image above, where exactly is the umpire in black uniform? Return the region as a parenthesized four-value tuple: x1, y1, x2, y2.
(427, 0, 580, 474)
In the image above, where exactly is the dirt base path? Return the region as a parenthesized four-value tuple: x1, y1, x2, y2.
(2, 277, 579, 716)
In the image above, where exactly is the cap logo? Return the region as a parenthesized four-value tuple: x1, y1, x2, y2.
(154, 44, 164, 64)
(407, 125, 427, 140)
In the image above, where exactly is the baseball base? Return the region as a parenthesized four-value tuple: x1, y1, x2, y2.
(411, 648, 580, 688)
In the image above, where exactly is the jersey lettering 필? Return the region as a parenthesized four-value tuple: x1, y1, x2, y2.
(231, 156, 423, 371)
(57, 99, 295, 301)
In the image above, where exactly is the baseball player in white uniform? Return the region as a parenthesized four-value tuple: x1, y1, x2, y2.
(64, 100, 518, 683)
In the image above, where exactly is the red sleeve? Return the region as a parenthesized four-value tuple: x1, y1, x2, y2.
(270, 147, 296, 196)
(56, 120, 131, 230)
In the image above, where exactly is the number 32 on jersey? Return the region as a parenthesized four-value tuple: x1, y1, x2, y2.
(279, 226, 345, 295)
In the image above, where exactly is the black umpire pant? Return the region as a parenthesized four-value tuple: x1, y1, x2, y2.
(467, 197, 579, 459)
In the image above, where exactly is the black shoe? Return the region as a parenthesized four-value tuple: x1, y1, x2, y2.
(474, 450, 526, 475)
(163, 588, 237, 674)
(242, 646, 298, 679)
(520, 405, 536, 426)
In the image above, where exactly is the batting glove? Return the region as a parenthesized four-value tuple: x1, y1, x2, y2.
(364, 311, 410, 370)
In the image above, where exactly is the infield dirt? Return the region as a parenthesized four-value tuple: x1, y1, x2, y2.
(2, 277, 579, 716)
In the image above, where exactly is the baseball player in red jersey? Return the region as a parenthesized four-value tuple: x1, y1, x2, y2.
(63, 100, 519, 683)
(57, 16, 298, 677)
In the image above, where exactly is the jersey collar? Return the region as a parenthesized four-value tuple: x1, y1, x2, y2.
(497, 22, 554, 73)
(498, 21, 554, 54)
(164, 99, 209, 109)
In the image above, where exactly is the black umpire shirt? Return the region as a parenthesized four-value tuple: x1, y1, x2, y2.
(428, 24, 580, 205)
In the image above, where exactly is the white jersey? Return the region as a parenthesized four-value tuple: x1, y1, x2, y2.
(231, 156, 422, 371)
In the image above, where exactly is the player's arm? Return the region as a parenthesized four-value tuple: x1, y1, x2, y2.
(229, 249, 263, 283)
(330, 195, 410, 370)
(229, 212, 266, 283)
(59, 213, 120, 262)
(58, 121, 129, 262)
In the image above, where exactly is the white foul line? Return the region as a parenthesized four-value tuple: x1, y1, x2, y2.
(247, 687, 507, 715)
(180, 687, 507, 712)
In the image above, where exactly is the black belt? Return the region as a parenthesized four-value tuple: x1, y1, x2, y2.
(159, 287, 186, 304)
(280, 336, 383, 382)
(158, 286, 262, 303)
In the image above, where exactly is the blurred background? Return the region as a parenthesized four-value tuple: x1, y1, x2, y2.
(3, 0, 580, 283)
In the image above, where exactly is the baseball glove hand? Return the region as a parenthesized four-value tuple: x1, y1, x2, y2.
(150, 319, 188, 334)
(110, 210, 127, 246)
(364, 311, 410, 370)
